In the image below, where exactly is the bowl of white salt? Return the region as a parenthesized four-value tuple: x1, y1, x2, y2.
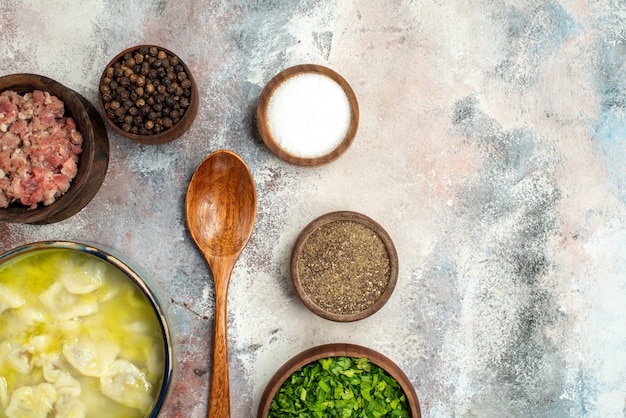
(256, 64, 359, 167)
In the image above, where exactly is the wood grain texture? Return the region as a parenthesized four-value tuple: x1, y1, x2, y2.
(257, 343, 421, 418)
(256, 64, 359, 167)
(185, 150, 257, 418)
(0, 74, 109, 224)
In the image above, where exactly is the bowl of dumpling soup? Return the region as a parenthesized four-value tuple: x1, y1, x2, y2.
(0, 241, 173, 418)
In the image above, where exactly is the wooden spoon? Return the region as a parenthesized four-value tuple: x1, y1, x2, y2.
(185, 150, 257, 417)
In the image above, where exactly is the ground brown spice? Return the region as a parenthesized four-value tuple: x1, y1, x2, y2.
(296, 220, 391, 315)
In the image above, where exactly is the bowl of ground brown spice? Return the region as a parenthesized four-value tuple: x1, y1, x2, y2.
(290, 211, 398, 322)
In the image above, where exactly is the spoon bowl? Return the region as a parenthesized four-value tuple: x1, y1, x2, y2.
(185, 150, 257, 417)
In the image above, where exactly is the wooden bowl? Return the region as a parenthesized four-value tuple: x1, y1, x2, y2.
(0, 240, 175, 417)
(256, 64, 359, 166)
(257, 343, 421, 418)
(0, 73, 109, 224)
(291, 211, 398, 322)
(98, 45, 198, 145)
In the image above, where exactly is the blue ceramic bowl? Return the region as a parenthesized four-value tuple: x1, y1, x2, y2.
(0, 241, 174, 417)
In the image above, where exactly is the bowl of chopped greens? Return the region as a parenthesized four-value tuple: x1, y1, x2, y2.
(257, 343, 420, 418)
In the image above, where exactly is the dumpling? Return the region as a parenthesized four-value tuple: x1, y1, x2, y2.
(100, 359, 154, 413)
(4, 383, 57, 418)
(62, 337, 119, 377)
(14, 307, 46, 327)
(38, 352, 64, 383)
(1, 341, 35, 374)
(60, 258, 105, 295)
(39, 282, 99, 320)
(55, 395, 86, 418)
(0, 283, 24, 314)
(55, 371, 82, 398)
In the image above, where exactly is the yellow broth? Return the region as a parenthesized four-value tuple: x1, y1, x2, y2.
(0, 249, 165, 418)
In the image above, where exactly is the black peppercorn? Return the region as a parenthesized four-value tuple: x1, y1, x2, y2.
(100, 46, 193, 136)
(141, 62, 150, 76)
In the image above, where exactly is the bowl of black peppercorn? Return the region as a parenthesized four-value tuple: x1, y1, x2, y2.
(98, 45, 198, 145)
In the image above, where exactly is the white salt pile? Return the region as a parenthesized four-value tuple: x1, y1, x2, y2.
(266, 73, 351, 159)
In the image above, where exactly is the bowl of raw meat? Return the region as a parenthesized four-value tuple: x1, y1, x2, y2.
(0, 73, 109, 224)
(0, 240, 175, 417)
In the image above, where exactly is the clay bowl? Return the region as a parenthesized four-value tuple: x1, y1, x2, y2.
(0, 241, 175, 417)
(0, 73, 109, 224)
(258, 343, 421, 417)
(256, 64, 359, 166)
(98, 45, 198, 145)
(291, 211, 398, 322)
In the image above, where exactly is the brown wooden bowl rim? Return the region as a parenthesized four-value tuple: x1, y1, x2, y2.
(257, 343, 421, 418)
(0, 73, 98, 223)
(290, 211, 399, 322)
(256, 64, 359, 167)
(98, 44, 199, 145)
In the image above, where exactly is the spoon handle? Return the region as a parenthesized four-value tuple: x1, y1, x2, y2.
(208, 258, 235, 418)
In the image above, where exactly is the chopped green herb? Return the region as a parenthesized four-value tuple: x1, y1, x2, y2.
(269, 356, 411, 417)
